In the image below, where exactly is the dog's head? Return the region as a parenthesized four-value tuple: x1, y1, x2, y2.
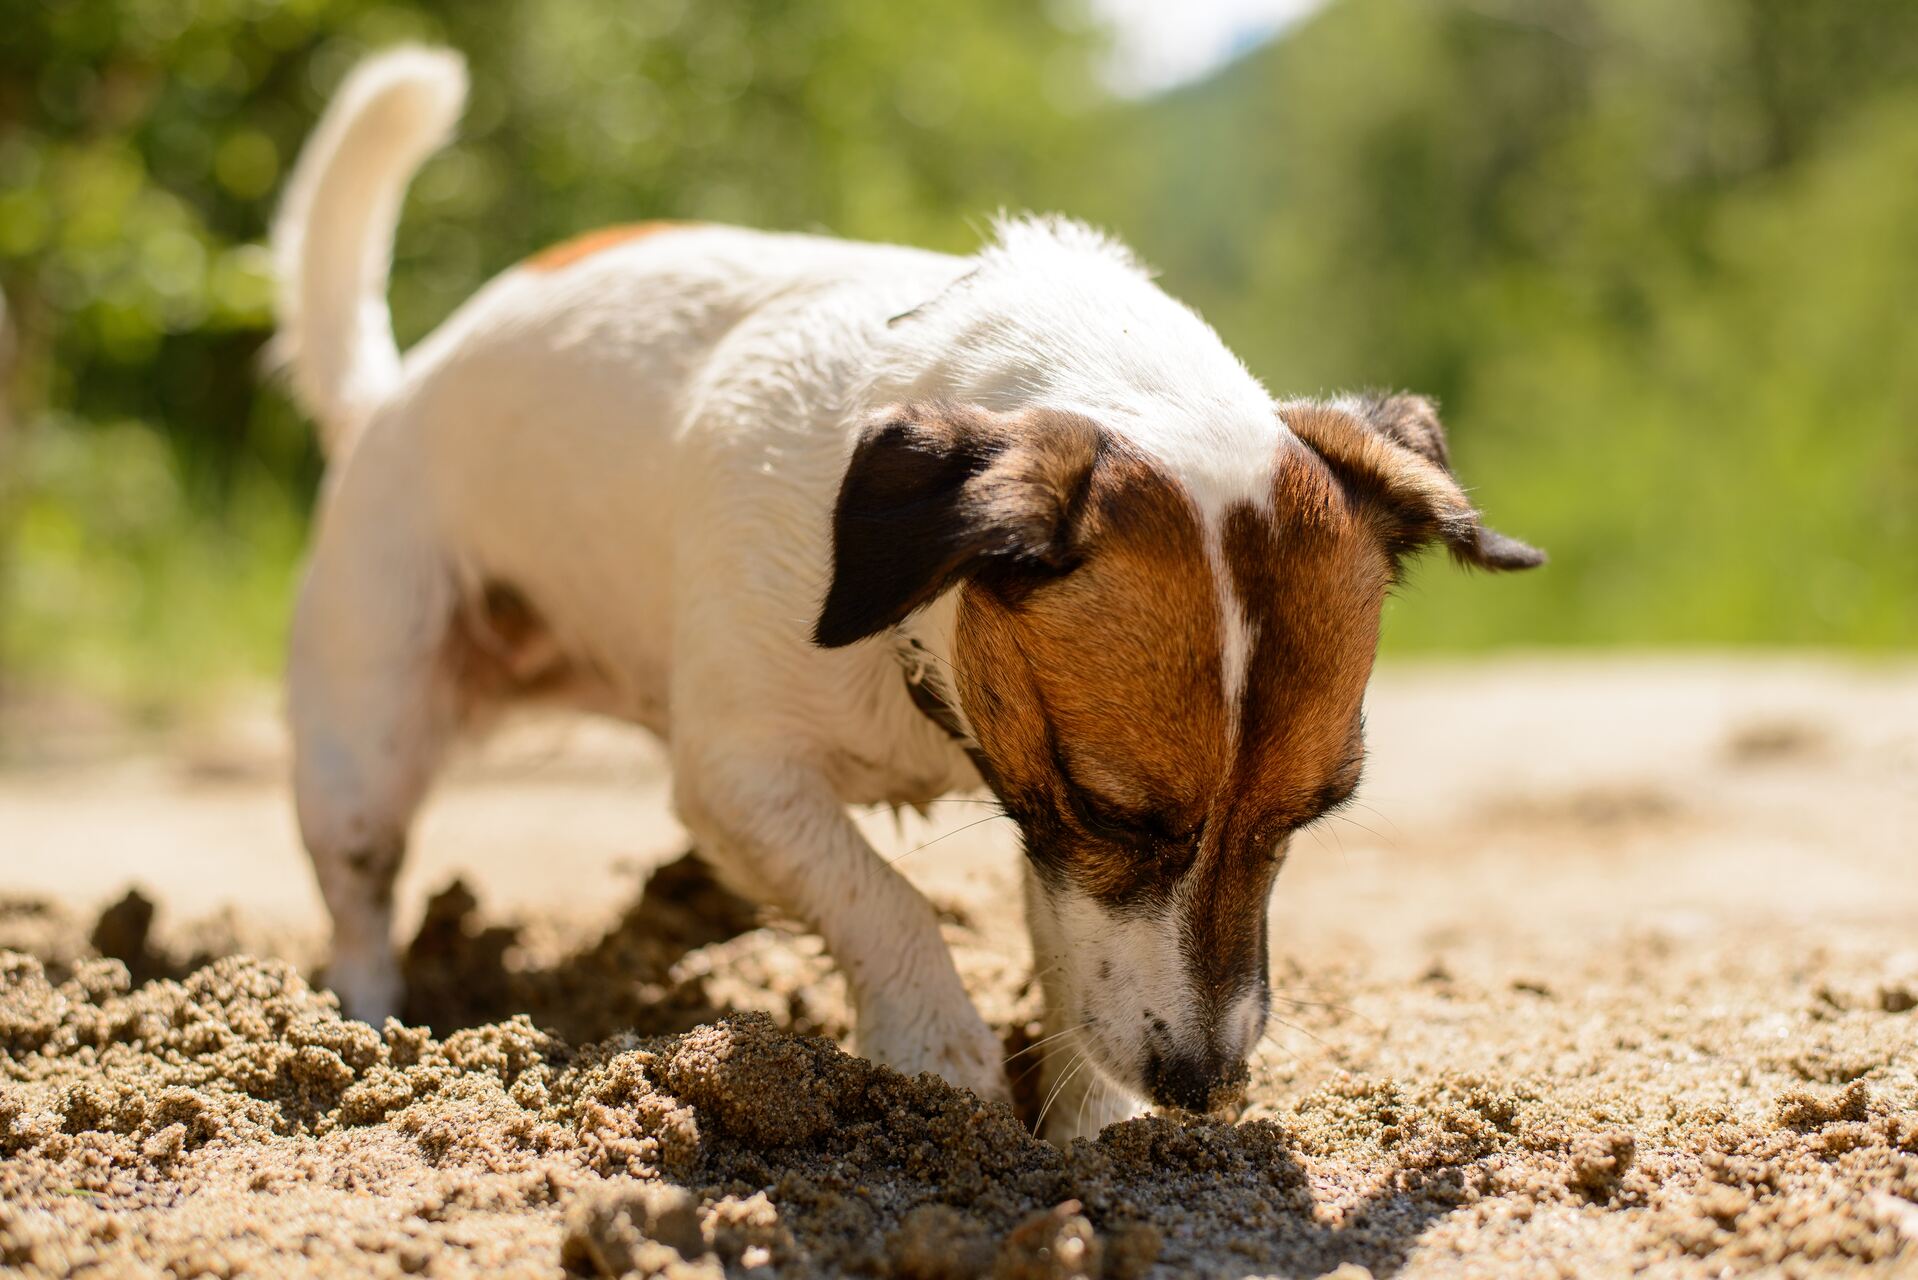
(815, 395, 1540, 1112)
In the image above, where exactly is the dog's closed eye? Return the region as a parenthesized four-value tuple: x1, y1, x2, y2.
(1070, 791, 1199, 853)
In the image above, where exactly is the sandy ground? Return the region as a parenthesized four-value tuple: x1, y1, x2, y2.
(2, 655, 1915, 1277)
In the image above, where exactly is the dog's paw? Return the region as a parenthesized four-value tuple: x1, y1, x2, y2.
(856, 1002, 1009, 1105)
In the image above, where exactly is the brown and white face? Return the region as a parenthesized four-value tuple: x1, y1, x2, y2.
(815, 395, 1542, 1112)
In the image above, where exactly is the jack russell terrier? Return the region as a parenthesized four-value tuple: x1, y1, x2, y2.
(274, 46, 1542, 1144)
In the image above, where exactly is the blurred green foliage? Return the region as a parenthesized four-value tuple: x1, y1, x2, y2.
(0, 0, 1101, 704)
(1091, 0, 1918, 648)
(0, 0, 1913, 707)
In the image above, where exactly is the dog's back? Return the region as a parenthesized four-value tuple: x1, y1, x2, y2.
(274, 49, 968, 733)
(274, 48, 985, 1024)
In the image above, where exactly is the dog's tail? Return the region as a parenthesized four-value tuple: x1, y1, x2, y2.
(270, 45, 467, 457)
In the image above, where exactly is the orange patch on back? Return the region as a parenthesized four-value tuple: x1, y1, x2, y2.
(522, 221, 688, 272)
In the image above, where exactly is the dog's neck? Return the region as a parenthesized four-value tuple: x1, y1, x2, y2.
(895, 591, 1007, 798)
(894, 588, 969, 742)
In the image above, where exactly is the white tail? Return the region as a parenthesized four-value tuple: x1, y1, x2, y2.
(271, 45, 468, 456)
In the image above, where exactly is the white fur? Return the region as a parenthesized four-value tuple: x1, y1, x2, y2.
(276, 47, 1286, 1131)
(1024, 867, 1266, 1145)
(272, 45, 468, 452)
(1217, 560, 1257, 742)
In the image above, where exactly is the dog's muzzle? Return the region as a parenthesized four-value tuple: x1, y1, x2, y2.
(1144, 1045, 1251, 1114)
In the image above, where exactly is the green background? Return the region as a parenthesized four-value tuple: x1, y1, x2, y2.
(1, 0, 1913, 709)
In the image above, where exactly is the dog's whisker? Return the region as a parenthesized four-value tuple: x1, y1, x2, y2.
(1324, 812, 1392, 847)
(1019, 963, 1065, 1002)
(882, 813, 1013, 867)
(1035, 1048, 1092, 1136)
(1269, 996, 1362, 1023)
(1033, 1049, 1084, 1129)
(1345, 799, 1404, 839)
(1011, 1052, 1057, 1088)
(1076, 1067, 1104, 1139)
(919, 647, 961, 677)
(1261, 1007, 1330, 1050)
(1254, 1027, 1308, 1067)
(1005, 1020, 1090, 1064)
(1009, 1019, 1083, 1086)
(1269, 991, 1370, 1026)
(1249, 1034, 1304, 1070)
(1263, 971, 1350, 997)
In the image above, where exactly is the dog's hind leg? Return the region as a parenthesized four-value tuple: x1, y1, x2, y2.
(288, 463, 461, 1026)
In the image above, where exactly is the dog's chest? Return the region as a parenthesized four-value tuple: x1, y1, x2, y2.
(818, 679, 982, 810)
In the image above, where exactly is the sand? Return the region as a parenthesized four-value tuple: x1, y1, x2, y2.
(2, 657, 1915, 1277)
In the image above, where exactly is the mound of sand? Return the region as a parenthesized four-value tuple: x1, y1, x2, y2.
(2, 885, 1913, 1279)
(5, 661, 1916, 1276)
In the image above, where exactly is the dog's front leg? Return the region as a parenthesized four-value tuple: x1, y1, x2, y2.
(673, 746, 1007, 1103)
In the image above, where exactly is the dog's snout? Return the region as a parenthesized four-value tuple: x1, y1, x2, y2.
(1144, 1046, 1246, 1114)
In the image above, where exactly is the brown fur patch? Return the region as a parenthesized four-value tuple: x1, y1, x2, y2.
(1177, 442, 1391, 1007)
(952, 430, 1389, 1034)
(522, 221, 688, 273)
(1278, 401, 1475, 565)
(1282, 397, 1546, 572)
(954, 445, 1227, 903)
(953, 434, 1386, 897)
(1221, 441, 1388, 832)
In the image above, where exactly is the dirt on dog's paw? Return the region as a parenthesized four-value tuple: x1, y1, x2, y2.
(856, 1001, 1010, 1104)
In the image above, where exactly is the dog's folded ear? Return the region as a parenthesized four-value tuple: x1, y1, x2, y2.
(813, 402, 1103, 647)
(1283, 393, 1545, 573)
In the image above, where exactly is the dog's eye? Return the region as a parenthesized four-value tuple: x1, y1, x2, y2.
(1069, 794, 1149, 847)
(1069, 792, 1198, 854)
(1047, 742, 1197, 853)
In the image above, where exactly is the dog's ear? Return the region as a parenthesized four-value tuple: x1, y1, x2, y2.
(1283, 393, 1545, 573)
(813, 403, 1103, 647)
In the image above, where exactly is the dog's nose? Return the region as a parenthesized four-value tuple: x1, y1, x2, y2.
(1144, 1047, 1245, 1114)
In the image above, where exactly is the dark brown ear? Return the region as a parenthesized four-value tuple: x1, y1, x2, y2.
(1283, 393, 1545, 572)
(813, 403, 1104, 647)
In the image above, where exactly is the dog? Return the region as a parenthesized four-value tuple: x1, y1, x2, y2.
(273, 46, 1542, 1144)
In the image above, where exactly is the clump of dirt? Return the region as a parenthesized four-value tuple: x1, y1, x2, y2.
(1567, 1128, 1638, 1200)
(2, 879, 1915, 1277)
(1, 946, 1053, 1277)
(0, 899, 87, 977)
(1724, 718, 1830, 765)
(561, 1179, 714, 1277)
(398, 852, 819, 1046)
(83, 887, 251, 988)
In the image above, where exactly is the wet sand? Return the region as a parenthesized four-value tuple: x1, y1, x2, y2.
(2, 657, 1915, 1277)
